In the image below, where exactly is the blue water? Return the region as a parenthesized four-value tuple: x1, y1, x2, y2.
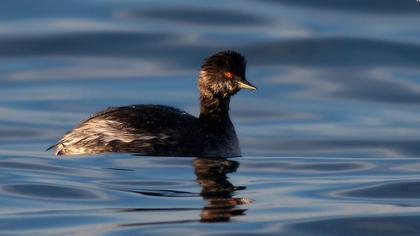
(2, 0, 420, 235)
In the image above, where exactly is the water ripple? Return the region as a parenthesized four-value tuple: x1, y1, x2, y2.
(2, 35, 419, 70)
(288, 215, 420, 236)
(242, 160, 371, 173)
(120, 7, 269, 26)
(261, 0, 420, 14)
(0, 160, 69, 173)
(339, 181, 420, 199)
(2, 183, 102, 200)
(241, 38, 420, 68)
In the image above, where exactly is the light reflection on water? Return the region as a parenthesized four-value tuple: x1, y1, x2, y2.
(1, 0, 420, 235)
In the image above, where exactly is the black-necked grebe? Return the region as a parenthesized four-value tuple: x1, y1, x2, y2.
(48, 50, 256, 157)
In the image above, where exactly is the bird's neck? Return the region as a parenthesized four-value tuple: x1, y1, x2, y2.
(199, 93, 231, 122)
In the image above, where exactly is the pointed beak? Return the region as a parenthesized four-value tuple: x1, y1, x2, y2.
(237, 79, 257, 91)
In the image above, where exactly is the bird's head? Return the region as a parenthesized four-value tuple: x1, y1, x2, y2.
(199, 50, 256, 98)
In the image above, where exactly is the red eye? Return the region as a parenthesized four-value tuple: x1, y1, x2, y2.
(224, 71, 233, 79)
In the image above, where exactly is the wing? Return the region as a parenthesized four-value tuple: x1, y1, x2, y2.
(51, 105, 198, 155)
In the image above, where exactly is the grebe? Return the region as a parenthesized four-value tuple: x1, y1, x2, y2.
(48, 51, 256, 157)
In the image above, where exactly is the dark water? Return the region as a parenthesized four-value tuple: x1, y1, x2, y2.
(1, 0, 420, 235)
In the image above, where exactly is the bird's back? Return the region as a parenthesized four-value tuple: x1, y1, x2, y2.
(51, 105, 240, 157)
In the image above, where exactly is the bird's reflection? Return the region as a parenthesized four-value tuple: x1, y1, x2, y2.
(193, 158, 252, 222)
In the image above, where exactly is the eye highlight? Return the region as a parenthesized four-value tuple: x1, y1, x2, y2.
(224, 71, 233, 79)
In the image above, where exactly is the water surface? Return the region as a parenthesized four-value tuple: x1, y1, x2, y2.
(1, 0, 420, 235)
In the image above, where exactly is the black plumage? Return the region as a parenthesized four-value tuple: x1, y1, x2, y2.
(48, 50, 256, 157)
